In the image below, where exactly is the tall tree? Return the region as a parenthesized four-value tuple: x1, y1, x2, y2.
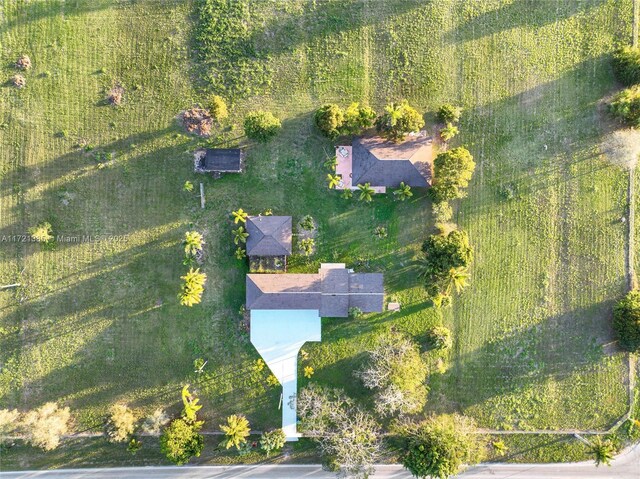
(431, 147, 476, 202)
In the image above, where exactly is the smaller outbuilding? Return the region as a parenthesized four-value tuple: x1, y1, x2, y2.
(194, 148, 245, 177)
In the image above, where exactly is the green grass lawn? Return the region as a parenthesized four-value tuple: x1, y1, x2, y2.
(0, 0, 636, 468)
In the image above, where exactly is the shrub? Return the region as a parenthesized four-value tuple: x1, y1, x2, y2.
(374, 226, 388, 238)
(11, 74, 26, 88)
(260, 429, 286, 456)
(401, 414, 484, 479)
(356, 333, 428, 416)
(220, 414, 251, 450)
(0, 409, 20, 445)
(427, 326, 452, 351)
(16, 55, 32, 70)
(208, 95, 228, 122)
(142, 409, 169, 435)
(376, 100, 424, 142)
(107, 85, 124, 105)
(609, 85, 640, 127)
(612, 45, 640, 86)
(298, 238, 315, 256)
(160, 418, 204, 465)
(614, 290, 640, 352)
(106, 404, 137, 443)
(29, 222, 53, 243)
(431, 147, 476, 202)
(184, 231, 205, 256)
(432, 201, 453, 224)
(314, 104, 344, 139)
(300, 215, 315, 231)
(349, 306, 364, 319)
(127, 438, 142, 455)
(244, 111, 281, 142)
(21, 402, 70, 451)
(437, 104, 462, 124)
(182, 107, 213, 136)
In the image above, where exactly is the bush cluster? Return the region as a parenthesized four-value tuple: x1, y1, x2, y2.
(614, 290, 640, 352)
(314, 102, 376, 139)
(613, 46, 640, 86)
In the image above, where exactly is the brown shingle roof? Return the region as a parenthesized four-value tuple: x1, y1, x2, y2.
(352, 134, 433, 188)
(246, 216, 292, 257)
(246, 264, 384, 317)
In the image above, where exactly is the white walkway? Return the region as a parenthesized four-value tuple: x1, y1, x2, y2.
(250, 309, 321, 441)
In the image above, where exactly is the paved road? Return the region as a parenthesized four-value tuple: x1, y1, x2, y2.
(1, 443, 638, 479)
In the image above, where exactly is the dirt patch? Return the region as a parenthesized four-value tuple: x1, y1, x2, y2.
(180, 107, 213, 137)
(107, 84, 125, 105)
(16, 55, 31, 70)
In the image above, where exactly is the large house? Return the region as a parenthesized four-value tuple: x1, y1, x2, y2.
(247, 263, 384, 441)
(335, 131, 434, 193)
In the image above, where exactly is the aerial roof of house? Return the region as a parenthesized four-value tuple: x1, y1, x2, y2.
(246, 263, 384, 317)
(246, 216, 292, 257)
(201, 148, 244, 172)
(351, 133, 433, 188)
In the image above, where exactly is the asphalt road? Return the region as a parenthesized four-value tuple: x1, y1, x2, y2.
(1, 443, 638, 479)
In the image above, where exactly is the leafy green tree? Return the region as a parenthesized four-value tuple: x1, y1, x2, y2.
(29, 222, 53, 243)
(393, 182, 413, 201)
(327, 173, 341, 189)
(589, 436, 615, 467)
(314, 104, 345, 139)
(401, 414, 484, 479)
(440, 123, 459, 142)
(614, 290, 640, 352)
(431, 147, 476, 202)
(21, 402, 70, 451)
(232, 226, 249, 245)
(184, 231, 204, 256)
(357, 183, 375, 202)
(244, 111, 281, 142)
(160, 418, 204, 465)
(609, 85, 640, 127)
(181, 385, 202, 424)
(613, 45, 640, 86)
(376, 100, 424, 142)
(437, 104, 462, 124)
(342, 102, 376, 135)
(232, 208, 248, 224)
(106, 404, 137, 443)
(209, 94, 228, 122)
(420, 230, 473, 298)
(356, 333, 428, 416)
(179, 268, 207, 307)
(260, 429, 286, 456)
(220, 414, 251, 450)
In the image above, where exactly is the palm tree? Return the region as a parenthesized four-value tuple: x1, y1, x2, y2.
(443, 267, 470, 296)
(234, 247, 246, 260)
(341, 189, 353, 199)
(232, 226, 249, 245)
(183, 231, 204, 256)
(440, 122, 459, 142)
(179, 268, 207, 307)
(384, 102, 402, 127)
(357, 183, 375, 202)
(220, 414, 251, 450)
(327, 173, 341, 189)
(589, 436, 615, 467)
(231, 208, 248, 224)
(393, 182, 413, 201)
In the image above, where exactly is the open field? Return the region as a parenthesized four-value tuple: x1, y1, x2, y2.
(0, 0, 637, 468)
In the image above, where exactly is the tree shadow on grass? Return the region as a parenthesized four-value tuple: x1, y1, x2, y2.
(443, 0, 607, 45)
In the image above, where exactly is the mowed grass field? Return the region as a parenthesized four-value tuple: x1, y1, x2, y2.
(0, 0, 635, 467)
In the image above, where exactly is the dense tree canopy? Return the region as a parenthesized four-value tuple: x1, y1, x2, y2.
(436, 104, 462, 124)
(244, 110, 281, 142)
(420, 230, 474, 299)
(160, 418, 204, 465)
(612, 45, 640, 86)
(431, 147, 476, 202)
(614, 290, 640, 352)
(402, 414, 484, 479)
(376, 100, 424, 142)
(314, 104, 345, 139)
(609, 85, 640, 128)
(314, 102, 376, 138)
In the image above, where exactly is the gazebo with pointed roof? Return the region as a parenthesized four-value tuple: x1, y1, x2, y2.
(246, 216, 292, 258)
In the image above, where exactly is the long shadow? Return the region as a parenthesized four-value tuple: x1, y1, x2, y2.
(444, 0, 606, 44)
(430, 301, 627, 430)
